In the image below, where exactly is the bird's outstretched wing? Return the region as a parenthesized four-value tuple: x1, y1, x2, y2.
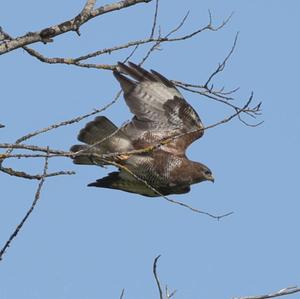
(114, 62, 204, 154)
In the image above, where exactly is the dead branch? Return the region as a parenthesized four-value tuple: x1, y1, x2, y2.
(205, 31, 238, 88)
(152, 256, 299, 299)
(0, 0, 153, 55)
(0, 149, 49, 262)
(14, 94, 121, 145)
(0, 166, 74, 180)
(139, 11, 190, 65)
(119, 288, 125, 299)
(172, 33, 263, 127)
(153, 255, 164, 299)
(0, 10, 231, 71)
(150, 0, 159, 39)
(153, 256, 177, 299)
(0, 92, 121, 180)
(233, 286, 300, 299)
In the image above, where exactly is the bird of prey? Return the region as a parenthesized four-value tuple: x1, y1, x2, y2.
(70, 61, 214, 197)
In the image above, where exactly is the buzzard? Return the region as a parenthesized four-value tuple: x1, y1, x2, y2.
(70, 62, 214, 197)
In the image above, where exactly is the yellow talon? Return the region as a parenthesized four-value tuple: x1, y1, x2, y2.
(116, 154, 129, 161)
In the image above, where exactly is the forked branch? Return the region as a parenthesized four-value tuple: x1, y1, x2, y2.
(0, 0, 153, 55)
(233, 286, 300, 299)
(151, 256, 299, 299)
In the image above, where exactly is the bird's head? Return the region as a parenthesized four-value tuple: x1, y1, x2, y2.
(192, 161, 214, 184)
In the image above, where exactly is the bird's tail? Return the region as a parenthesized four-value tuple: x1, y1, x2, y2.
(70, 116, 133, 165)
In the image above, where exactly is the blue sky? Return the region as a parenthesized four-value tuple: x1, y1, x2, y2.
(1, 1, 299, 298)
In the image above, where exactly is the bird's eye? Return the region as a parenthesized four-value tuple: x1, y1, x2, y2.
(204, 170, 211, 176)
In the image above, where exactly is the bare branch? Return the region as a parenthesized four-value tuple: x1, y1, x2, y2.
(0, 143, 67, 154)
(153, 256, 177, 299)
(0, 0, 153, 55)
(14, 99, 119, 145)
(205, 32, 239, 88)
(0, 92, 121, 180)
(0, 149, 49, 261)
(0, 92, 120, 158)
(171, 32, 239, 110)
(139, 11, 189, 65)
(122, 44, 139, 64)
(171, 32, 263, 128)
(7, 10, 230, 71)
(151, 257, 299, 299)
(165, 11, 190, 38)
(0, 165, 74, 180)
(119, 288, 125, 299)
(153, 255, 164, 299)
(150, 0, 159, 38)
(233, 286, 300, 299)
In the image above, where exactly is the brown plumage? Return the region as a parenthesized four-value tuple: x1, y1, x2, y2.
(70, 62, 214, 197)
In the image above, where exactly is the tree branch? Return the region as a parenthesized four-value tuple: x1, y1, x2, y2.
(233, 286, 300, 299)
(0, 149, 49, 261)
(119, 288, 125, 299)
(0, 10, 231, 71)
(0, 92, 121, 180)
(153, 255, 164, 299)
(0, 0, 153, 55)
(153, 255, 177, 299)
(150, 0, 159, 38)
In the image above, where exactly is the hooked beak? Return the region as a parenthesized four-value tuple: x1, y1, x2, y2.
(208, 175, 215, 183)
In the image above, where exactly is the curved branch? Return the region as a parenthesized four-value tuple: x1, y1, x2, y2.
(153, 255, 163, 299)
(233, 286, 300, 299)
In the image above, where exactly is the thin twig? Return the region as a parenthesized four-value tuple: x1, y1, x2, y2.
(233, 286, 300, 299)
(0, 166, 74, 180)
(150, 0, 159, 38)
(0, 149, 49, 261)
(0, 92, 121, 180)
(97, 157, 231, 219)
(15, 96, 120, 145)
(123, 44, 139, 63)
(139, 11, 189, 65)
(205, 32, 238, 88)
(119, 288, 125, 299)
